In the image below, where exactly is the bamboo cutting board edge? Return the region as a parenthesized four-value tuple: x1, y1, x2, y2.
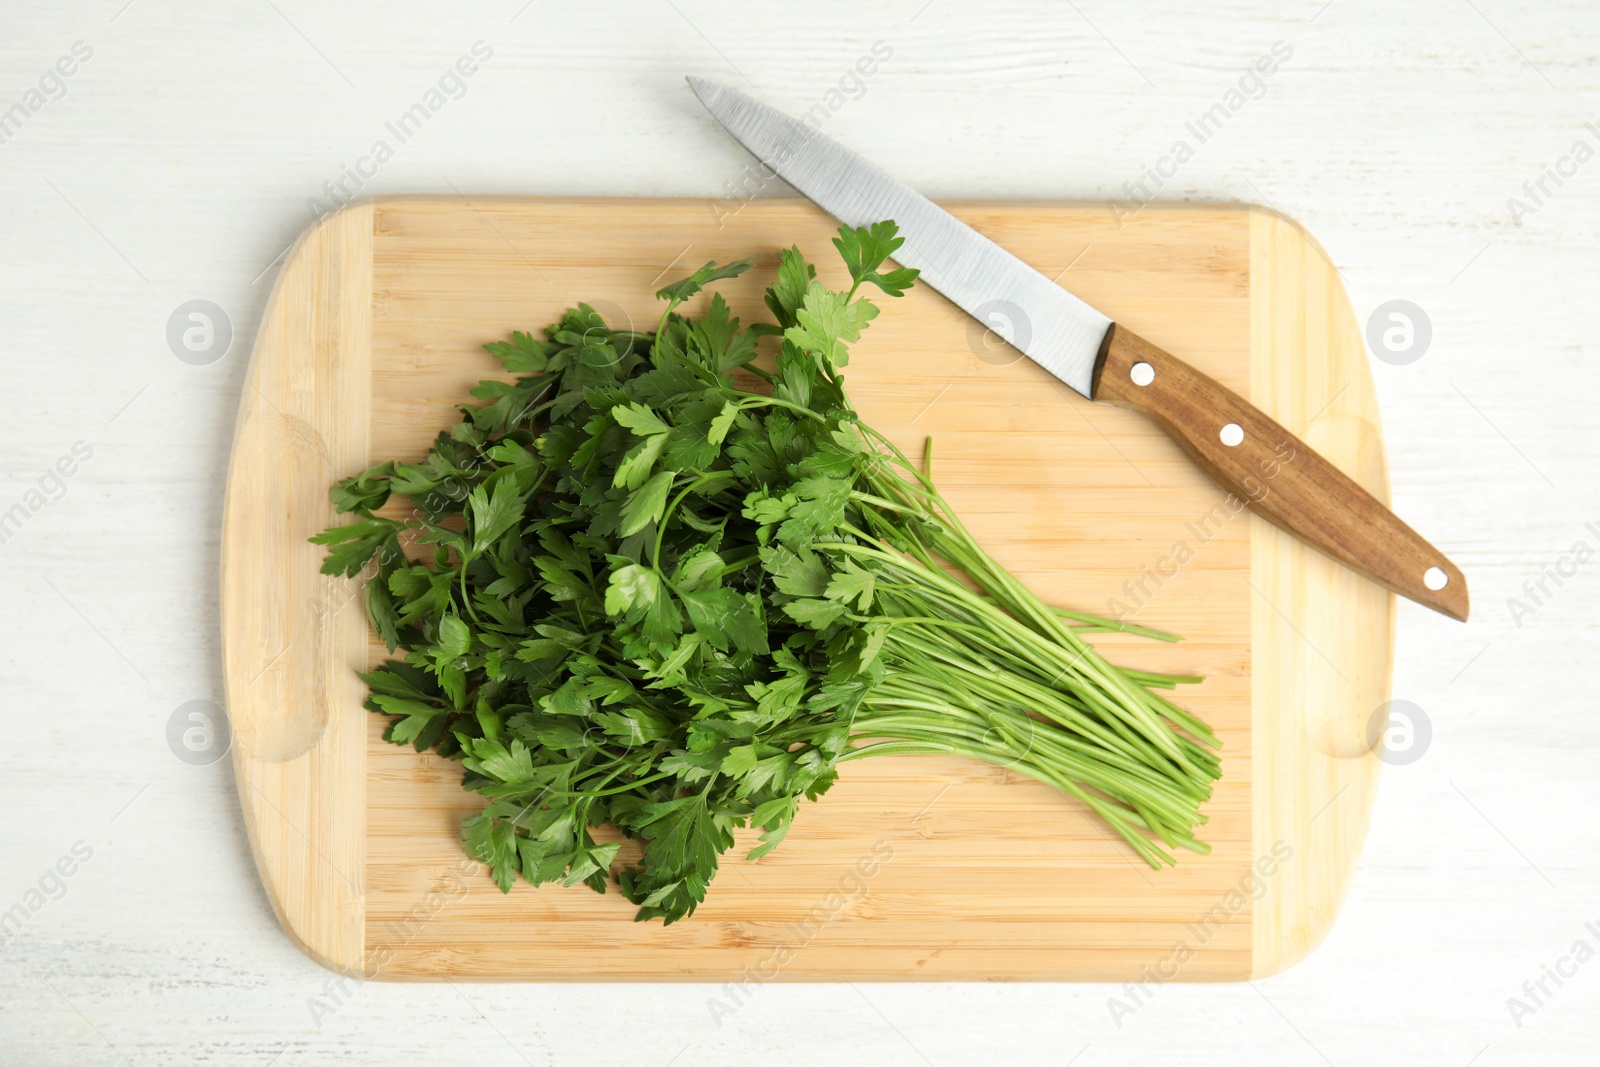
(220, 197, 1391, 982)
(1247, 206, 1390, 978)
(221, 202, 374, 975)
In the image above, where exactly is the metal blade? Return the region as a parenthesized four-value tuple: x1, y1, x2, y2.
(688, 77, 1112, 398)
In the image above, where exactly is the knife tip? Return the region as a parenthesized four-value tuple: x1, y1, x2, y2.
(684, 75, 728, 101)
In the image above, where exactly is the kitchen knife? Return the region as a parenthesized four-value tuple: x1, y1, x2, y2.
(688, 77, 1468, 621)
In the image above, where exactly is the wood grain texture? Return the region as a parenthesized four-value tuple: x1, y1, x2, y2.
(220, 204, 374, 976)
(1095, 324, 1469, 619)
(1246, 208, 1394, 978)
(221, 197, 1391, 981)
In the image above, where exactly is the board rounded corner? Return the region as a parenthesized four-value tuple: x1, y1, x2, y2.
(1242, 201, 1334, 269)
(243, 809, 371, 982)
(1249, 923, 1330, 981)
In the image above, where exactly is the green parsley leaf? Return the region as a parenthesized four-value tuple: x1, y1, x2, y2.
(654, 258, 753, 306)
(618, 469, 675, 536)
(783, 282, 879, 371)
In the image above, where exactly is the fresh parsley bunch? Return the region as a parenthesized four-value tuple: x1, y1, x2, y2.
(314, 221, 1219, 924)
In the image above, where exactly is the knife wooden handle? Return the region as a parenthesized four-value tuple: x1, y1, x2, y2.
(1093, 325, 1469, 620)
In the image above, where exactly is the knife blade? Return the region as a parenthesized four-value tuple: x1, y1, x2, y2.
(687, 77, 1468, 621)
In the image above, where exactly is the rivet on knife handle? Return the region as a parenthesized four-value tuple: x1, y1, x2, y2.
(1093, 325, 1469, 621)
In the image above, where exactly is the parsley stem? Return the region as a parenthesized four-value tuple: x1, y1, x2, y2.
(736, 396, 827, 423)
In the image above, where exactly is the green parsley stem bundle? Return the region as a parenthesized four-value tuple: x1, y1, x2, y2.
(314, 220, 1219, 923)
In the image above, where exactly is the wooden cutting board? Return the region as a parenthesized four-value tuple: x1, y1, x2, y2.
(221, 197, 1392, 981)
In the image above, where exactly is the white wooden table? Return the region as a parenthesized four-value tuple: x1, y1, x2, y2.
(1, 1, 1595, 1063)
